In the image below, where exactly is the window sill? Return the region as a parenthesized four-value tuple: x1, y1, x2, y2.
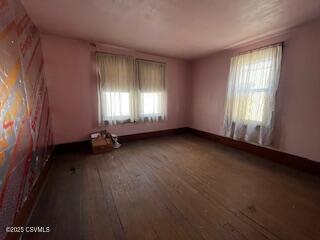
(102, 117, 166, 126)
(232, 120, 263, 127)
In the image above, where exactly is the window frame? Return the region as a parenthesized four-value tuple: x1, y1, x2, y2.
(103, 91, 131, 121)
(136, 59, 167, 120)
(97, 53, 167, 125)
(139, 91, 164, 118)
(230, 55, 275, 124)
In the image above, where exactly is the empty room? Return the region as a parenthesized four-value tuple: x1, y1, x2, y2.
(1, 0, 320, 239)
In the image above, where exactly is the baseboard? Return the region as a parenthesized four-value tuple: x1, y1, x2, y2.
(118, 127, 188, 142)
(5, 154, 54, 240)
(55, 140, 91, 154)
(54, 127, 189, 153)
(186, 128, 320, 175)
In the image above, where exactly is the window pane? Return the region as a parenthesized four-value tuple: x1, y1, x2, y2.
(247, 59, 272, 90)
(104, 92, 130, 118)
(232, 91, 266, 123)
(141, 92, 161, 115)
(245, 92, 266, 122)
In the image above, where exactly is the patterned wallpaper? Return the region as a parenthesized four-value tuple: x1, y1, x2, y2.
(0, 0, 53, 239)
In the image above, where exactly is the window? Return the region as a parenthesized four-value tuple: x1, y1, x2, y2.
(140, 92, 164, 116)
(137, 60, 166, 121)
(233, 58, 273, 122)
(96, 54, 135, 125)
(96, 54, 167, 125)
(104, 91, 130, 120)
(224, 44, 282, 145)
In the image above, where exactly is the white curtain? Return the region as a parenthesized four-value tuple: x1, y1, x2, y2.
(96, 53, 136, 125)
(136, 60, 166, 122)
(223, 44, 282, 146)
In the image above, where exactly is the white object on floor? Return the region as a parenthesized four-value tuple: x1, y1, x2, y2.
(111, 134, 121, 148)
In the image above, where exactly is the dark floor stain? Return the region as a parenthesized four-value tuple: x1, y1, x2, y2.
(248, 204, 257, 213)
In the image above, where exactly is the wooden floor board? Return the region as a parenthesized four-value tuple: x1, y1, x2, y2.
(22, 134, 320, 240)
(127, 140, 272, 240)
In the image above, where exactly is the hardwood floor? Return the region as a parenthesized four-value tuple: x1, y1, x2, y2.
(22, 134, 320, 240)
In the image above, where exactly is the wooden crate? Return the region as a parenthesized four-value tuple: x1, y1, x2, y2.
(91, 137, 113, 154)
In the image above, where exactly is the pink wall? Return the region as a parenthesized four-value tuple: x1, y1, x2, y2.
(40, 17, 320, 162)
(40, 34, 191, 144)
(190, 18, 320, 162)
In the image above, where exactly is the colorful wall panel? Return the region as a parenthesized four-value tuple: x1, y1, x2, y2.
(0, 1, 53, 239)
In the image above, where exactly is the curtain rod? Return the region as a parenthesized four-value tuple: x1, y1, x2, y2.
(236, 42, 284, 56)
(95, 51, 133, 59)
(135, 58, 166, 65)
(95, 51, 166, 65)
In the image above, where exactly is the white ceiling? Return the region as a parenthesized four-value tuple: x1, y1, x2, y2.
(22, 0, 320, 59)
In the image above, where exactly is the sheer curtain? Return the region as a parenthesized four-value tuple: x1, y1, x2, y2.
(96, 53, 136, 125)
(223, 44, 282, 146)
(136, 60, 166, 121)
